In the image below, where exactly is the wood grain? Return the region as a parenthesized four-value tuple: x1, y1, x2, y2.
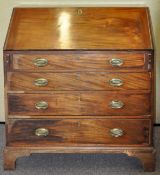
(3, 146, 155, 171)
(7, 118, 150, 147)
(8, 92, 151, 116)
(3, 7, 155, 172)
(3, 148, 30, 170)
(7, 72, 151, 91)
(130, 150, 156, 172)
(4, 7, 152, 50)
(12, 52, 146, 71)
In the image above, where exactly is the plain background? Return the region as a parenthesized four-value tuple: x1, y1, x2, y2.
(0, 0, 160, 123)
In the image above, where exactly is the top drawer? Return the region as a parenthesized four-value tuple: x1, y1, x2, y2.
(11, 52, 147, 72)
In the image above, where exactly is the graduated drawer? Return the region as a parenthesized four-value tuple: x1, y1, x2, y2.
(7, 118, 151, 147)
(12, 52, 147, 71)
(7, 72, 151, 91)
(8, 92, 150, 116)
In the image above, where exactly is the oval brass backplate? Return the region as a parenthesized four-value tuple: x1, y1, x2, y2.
(35, 101, 48, 110)
(35, 128, 49, 137)
(110, 128, 124, 138)
(109, 58, 124, 67)
(109, 78, 123, 87)
(33, 58, 48, 67)
(109, 100, 124, 109)
(34, 78, 48, 87)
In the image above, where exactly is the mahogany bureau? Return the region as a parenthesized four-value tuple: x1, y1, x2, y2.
(3, 7, 155, 171)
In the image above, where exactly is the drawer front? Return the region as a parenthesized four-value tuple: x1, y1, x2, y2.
(8, 72, 151, 91)
(7, 119, 150, 147)
(8, 92, 150, 116)
(12, 53, 146, 71)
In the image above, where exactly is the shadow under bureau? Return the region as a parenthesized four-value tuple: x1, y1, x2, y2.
(3, 7, 155, 171)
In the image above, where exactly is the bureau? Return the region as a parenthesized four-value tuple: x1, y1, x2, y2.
(3, 7, 155, 171)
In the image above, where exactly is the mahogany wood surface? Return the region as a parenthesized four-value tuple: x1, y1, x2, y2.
(4, 8, 152, 50)
(3, 146, 155, 171)
(8, 92, 151, 116)
(8, 115, 152, 120)
(12, 52, 147, 71)
(131, 150, 156, 172)
(3, 7, 155, 172)
(7, 72, 151, 91)
(7, 118, 151, 147)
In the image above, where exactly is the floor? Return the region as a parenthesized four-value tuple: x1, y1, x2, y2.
(0, 124, 160, 175)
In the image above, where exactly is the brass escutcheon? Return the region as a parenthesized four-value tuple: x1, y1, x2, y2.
(77, 8, 83, 15)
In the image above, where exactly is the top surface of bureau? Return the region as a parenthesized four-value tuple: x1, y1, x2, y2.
(4, 7, 153, 51)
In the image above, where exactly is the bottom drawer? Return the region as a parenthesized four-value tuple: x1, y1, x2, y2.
(7, 118, 151, 147)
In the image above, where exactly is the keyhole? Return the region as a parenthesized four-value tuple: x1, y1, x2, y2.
(77, 9, 83, 15)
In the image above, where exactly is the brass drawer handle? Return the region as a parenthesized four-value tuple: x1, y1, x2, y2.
(33, 58, 48, 67)
(35, 128, 49, 137)
(34, 78, 48, 87)
(109, 58, 124, 67)
(109, 100, 124, 109)
(110, 128, 124, 137)
(35, 101, 48, 110)
(109, 78, 123, 87)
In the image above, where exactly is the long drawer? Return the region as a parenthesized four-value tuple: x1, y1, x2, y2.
(7, 72, 151, 91)
(8, 92, 150, 116)
(12, 52, 147, 71)
(7, 118, 151, 147)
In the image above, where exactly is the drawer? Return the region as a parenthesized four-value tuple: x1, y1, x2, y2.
(7, 119, 151, 147)
(12, 52, 147, 71)
(8, 92, 150, 116)
(8, 72, 151, 91)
